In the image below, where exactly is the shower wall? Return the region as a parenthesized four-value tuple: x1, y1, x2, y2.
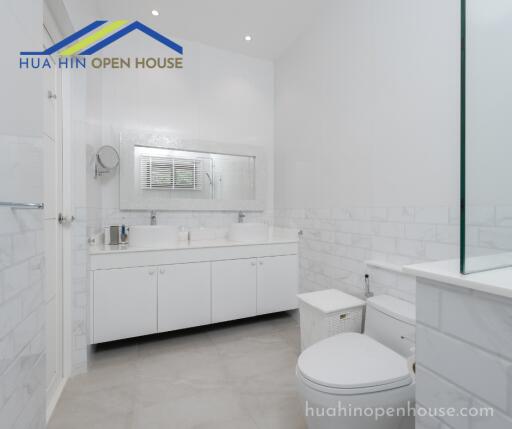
(0, 0, 45, 427)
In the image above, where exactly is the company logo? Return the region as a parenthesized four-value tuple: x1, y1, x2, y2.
(20, 20, 184, 70)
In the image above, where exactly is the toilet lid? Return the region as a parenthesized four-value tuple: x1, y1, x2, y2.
(297, 333, 412, 393)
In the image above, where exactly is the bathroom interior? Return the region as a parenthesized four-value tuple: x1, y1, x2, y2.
(2, 0, 512, 428)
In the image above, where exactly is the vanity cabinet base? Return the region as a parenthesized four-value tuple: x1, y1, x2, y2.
(91, 250, 298, 344)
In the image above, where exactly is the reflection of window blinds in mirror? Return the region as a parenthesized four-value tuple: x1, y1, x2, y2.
(140, 155, 202, 190)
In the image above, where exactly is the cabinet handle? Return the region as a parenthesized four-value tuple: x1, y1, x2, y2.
(259, 261, 263, 266)
(148, 269, 155, 276)
(251, 261, 256, 266)
(159, 268, 165, 275)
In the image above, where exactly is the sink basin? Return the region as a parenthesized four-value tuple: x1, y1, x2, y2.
(129, 225, 178, 248)
(228, 223, 269, 242)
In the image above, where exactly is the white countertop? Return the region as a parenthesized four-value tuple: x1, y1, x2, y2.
(90, 235, 299, 255)
(404, 259, 512, 299)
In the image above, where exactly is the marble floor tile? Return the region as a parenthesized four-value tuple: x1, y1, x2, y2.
(130, 387, 251, 429)
(48, 384, 135, 428)
(48, 312, 306, 429)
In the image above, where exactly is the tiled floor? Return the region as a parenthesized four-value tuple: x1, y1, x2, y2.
(48, 313, 306, 429)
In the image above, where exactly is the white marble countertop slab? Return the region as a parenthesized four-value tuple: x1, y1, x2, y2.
(404, 258, 512, 299)
(90, 229, 299, 255)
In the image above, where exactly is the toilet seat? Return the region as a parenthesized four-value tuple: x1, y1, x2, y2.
(297, 333, 412, 395)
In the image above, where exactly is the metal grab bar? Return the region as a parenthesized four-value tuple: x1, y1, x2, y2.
(0, 202, 44, 209)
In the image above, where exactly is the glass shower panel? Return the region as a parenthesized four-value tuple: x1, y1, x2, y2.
(462, 0, 512, 273)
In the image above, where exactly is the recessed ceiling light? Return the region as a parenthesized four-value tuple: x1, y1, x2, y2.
(152, 9, 159, 16)
(244, 35, 252, 42)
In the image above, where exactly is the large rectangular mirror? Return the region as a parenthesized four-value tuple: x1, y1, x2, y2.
(120, 131, 266, 211)
(461, 0, 512, 273)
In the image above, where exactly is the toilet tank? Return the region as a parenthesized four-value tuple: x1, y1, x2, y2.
(364, 295, 415, 357)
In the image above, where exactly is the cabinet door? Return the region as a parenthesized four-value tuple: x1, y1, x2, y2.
(158, 262, 211, 332)
(93, 267, 157, 343)
(257, 255, 298, 315)
(212, 259, 257, 323)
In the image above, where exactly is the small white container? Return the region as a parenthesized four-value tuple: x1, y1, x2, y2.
(298, 289, 365, 351)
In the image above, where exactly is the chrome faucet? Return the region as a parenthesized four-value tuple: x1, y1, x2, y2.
(150, 210, 157, 226)
(364, 274, 374, 298)
(238, 211, 246, 223)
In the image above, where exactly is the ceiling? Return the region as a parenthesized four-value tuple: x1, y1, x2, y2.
(90, 0, 323, 60)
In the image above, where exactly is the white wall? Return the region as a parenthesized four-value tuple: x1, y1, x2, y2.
(0, 0, 45, 427)
(275, 0, 459, 209)
(64, 66, 104, 374)
(0, 1, 43, 138)
(95, 32, 274, 227)
(274, 0, 461, 301)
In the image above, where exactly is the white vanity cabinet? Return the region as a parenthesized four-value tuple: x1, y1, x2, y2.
(158, 262, 211, 332)
(212, 259, 258, 323)
(257, 255, 298, 315)
(211, 255, 299, 322)
(90, 240, 299, 344)
(93, 267, 158, 343)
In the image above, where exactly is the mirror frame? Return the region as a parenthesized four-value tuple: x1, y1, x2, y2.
(119, 130, 267, 211)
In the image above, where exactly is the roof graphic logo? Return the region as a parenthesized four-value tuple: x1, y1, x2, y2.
(20, 20, 183, 56)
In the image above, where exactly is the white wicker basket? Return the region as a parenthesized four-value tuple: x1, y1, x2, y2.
(298, 289, 365, 351)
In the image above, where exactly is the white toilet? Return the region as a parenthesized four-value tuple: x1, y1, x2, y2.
(296, 295, 416, 429)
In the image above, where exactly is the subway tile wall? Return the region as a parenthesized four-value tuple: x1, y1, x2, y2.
(415, 278, 512, 428)
(274, 206, 512, 303)
(0, 138, 45, 429)
(70, 120, 103, 375)
(87, 208, 274, 240)
(70, 210, 89, 375)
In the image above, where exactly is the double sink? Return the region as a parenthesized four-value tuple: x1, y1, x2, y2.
(129, 223, 269, 248)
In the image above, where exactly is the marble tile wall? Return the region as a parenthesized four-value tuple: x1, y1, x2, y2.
(465, 205, 512, 265)
(415, 278, 512, 428)
(88, 208, 274, 239)
(70, 119, 103, 375)
(0, 3, 44, 425)
(70, 210, 88, 375)
(274, 206, 512, 303)
(0, 138, 46, 429)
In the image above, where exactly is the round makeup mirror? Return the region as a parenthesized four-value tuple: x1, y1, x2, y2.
(95, 145, 120, 177)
